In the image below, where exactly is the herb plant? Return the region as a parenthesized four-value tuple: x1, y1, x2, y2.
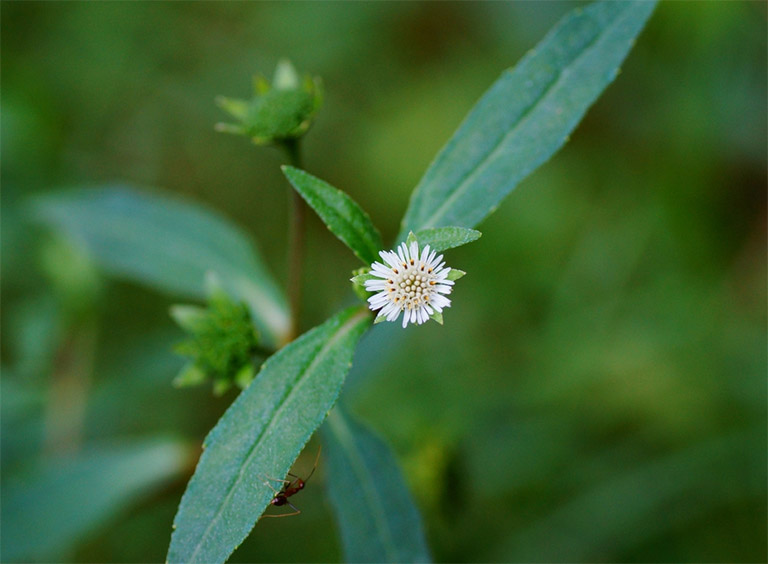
(30, 2, 659, 562)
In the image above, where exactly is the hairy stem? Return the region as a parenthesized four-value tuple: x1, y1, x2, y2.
(283, 139, 304, 341)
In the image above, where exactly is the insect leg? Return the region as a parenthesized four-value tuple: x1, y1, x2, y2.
(263, 475, 292, 485)
(262, 479, 282, 495)
(260, 502, 301, 518)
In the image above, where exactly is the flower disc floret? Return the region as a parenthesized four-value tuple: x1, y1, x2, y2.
(364, 241, 454, 327)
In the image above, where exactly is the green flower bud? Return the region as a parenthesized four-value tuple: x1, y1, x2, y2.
(171, 276, 260, 395)
(215, 59, 322, 146)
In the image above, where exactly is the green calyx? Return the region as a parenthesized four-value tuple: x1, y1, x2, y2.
(171, 277, 261, 395)
(350, 266, 375, 301)
(215, 59, 322, 146)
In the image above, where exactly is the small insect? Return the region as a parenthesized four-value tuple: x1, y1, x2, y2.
(261, 447, 321, 518)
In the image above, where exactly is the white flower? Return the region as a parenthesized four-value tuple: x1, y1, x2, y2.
(364, 241, 454, 327)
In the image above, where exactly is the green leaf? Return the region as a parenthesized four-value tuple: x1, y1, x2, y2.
(321, 408, 431, 563)
(412, 227, 481, 253)
(31, 186, 290, 347)
(252, 74, 270, 95)
(399, 0, 657, 239)
(1, 438, 190, 562)
(169, 305, 209, 333)
(351, 272, 377, 286)
(215, 96, 249, 121)
(234, 363, 255, 389)
(212, 378, 232, 396)
(167, 306, 371, 564)
(174, 363, 207, 387)
(282, 166, 383, 265)
(445, 268, 466, 281)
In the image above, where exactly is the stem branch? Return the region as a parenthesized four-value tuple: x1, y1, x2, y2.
(283, 139, 304, 341)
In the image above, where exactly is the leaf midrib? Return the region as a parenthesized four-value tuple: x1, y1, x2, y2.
(294, 182, 379, 264)
(328, 412, 400, 563)
(415, 4, 627, 231)
(47, 207, 289, 339)
(318, 196, 379, 264)
(185, 308, 368, 563)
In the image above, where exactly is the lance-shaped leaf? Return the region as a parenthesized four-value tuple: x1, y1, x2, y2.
(282, 166, 383, 265)
(410, 227, 481, 253)
(167, 306, 371, 564)
(399, 0, 657, 239)
(2, 438, 190, 562)
(322, 408, 431, 563)
(31, 186, 290, 346)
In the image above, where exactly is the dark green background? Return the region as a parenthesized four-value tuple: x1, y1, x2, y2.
(2, 2, 766, 562)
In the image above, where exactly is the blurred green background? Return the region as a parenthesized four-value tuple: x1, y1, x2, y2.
(2, 2, 766, 562)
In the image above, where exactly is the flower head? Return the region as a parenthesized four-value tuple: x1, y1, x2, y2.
(170, 274, 261, 395)
(364, 240, 454, 327)
(215, 59, 322, 146)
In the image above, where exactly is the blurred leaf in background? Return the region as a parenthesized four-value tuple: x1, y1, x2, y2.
(322, 407, 432, 563)
(32, 186, 291, 346)
(2, 439, 191, 562)
(1, 1, 765, 563)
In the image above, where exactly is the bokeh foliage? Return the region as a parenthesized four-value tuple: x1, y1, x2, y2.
(2, 2, 766, 562)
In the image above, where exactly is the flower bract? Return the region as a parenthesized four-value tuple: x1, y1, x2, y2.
(364, 241, 454, 327)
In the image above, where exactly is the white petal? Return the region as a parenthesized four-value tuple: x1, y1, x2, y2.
(366, 283, 387, 293)
(409, 241, 419, 262)
(371, 264, 391, 276)
(380, 302, 398, 317)
(368, 293, 389, 306)
(397, 244, 407, 264)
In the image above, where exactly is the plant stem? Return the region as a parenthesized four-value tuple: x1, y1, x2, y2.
(44, 319, 98, 456)
(283, 138, 304, 341)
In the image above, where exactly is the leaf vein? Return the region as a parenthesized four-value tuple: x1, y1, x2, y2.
(187, 308, 368, 563)
(417, 5, 627, 230)
(328, 412, 400, 562)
